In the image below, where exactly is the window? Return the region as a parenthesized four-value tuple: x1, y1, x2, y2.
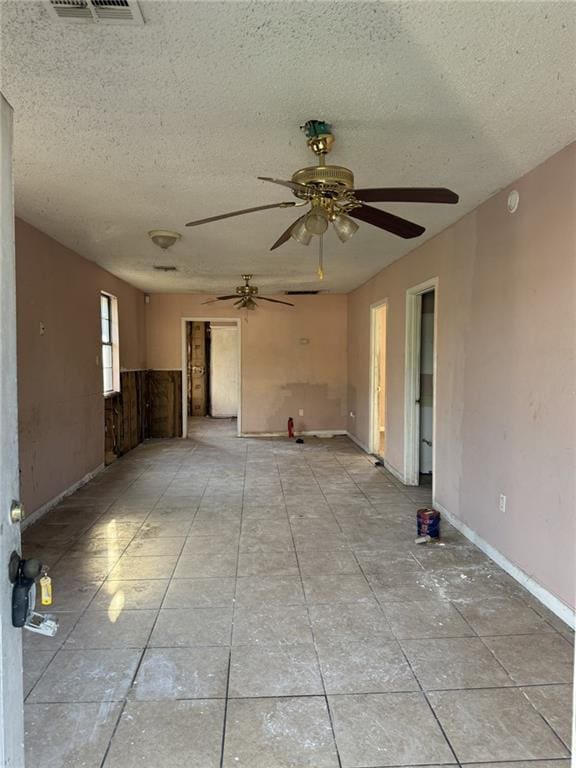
(101, 292, 120, 394)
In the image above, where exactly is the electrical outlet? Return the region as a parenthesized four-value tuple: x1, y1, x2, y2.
(298, 409, 304, 417)
(499, 494, 507, 513)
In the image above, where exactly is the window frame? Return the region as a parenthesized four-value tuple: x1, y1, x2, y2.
(101, 292, 120, 396)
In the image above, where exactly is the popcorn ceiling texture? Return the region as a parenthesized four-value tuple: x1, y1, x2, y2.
(1, 0, 574, 293)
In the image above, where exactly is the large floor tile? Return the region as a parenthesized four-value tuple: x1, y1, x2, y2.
(163, 576, 236, 608)
(297, 549, 362, 575)
(63, 609, 157, 649)
(382, 600, 474, 639)
(108, 554, 178, 580)
(131, 646, 229, 699)
(149, 607, 233, 646)
(91, 579, 169, 609)
(428, 688, 570, 762)
(401, 637, 514, 690)
(229, 644, 323, 697)
(232, 605, 313, 646)
(223, 696, 339, 768)
(23, 649, 56, 698)
(25, 702, 121, 768)
(456, 597, 557, 635)
(235, 576, 305, 606)
(103, 700, 224, 767)
(28, 648, 142, 702)
(173, 551, 238, 578)
(482, 633, 574, 684)
(309, 601, 394, 643)
(521, 684, 573, 746)
(317, 640, 419, 694)
(302, 574, 373, 604)
(237, 550, 299, 577)
(329, 692, 455, 767)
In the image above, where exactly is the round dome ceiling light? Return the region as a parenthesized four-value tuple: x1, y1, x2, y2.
(507, 190, 520, 214)
(148, 229, 181, 249)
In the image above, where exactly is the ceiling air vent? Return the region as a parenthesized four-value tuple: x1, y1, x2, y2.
(153, 266, 178, 272)
(46, 0, 144, 25)
(284, 290, 321, 295)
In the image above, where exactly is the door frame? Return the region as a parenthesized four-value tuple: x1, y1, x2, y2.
(0, 93, 25, 766)
(368, 298, 388, 457)
(180, 317, 242, 438)
(404, 277, 438, 487)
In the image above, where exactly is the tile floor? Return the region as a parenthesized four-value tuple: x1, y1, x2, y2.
(22, 419, 574, 768)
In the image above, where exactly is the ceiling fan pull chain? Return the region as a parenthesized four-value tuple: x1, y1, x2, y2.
(317, 235, 325, 281)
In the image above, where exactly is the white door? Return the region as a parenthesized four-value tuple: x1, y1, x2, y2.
(419, 291, 435, 475)
(0, 94, 25, 766)
(210, 325, 239, 418)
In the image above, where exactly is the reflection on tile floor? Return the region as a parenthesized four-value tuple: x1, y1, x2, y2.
(22, 420, 574, 767)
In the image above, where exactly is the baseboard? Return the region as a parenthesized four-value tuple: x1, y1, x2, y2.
(239, 430, 347, 438)
(345, 430, 370, 453)
(21, 463, 105, 531)
(433, 499, 575, 629)
(382, 458, 406, 483)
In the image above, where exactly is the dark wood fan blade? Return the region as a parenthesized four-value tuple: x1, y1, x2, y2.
(233, 299, 245, 306)
(270, 215, 305, 251)
(258, 177, 309, 194)
(354, 187, 459, 204)
(349, 205, 425, 239)
(186, 202, 296, 227)
(259, 296, 295, 307)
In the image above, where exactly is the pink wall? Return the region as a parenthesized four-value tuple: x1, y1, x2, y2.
(145, 294, 348, 434)
(347, 143, 576, 611)
(16, 219, 146, 514)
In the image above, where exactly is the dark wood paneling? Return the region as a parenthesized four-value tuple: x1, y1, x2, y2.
(104, 370, 181, 464)
(148, 370, 182, 439)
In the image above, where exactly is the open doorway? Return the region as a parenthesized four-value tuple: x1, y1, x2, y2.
(182, 319, 241, 437)
(369, 301, 388, 459)
(404, 278, 438, 487)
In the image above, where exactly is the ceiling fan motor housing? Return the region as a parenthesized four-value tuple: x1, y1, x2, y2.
(291, 165, 355, 199)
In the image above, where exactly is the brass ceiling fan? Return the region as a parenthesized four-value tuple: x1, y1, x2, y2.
(185, 119, 459, 250)
(202, 274, 294, 311)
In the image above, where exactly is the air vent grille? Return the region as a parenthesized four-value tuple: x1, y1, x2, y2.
(285, 290, 321, 295)
(153, 266, 178, 272)
(46, 0, 144, 24)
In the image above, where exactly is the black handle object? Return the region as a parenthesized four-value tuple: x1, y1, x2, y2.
(11, 558, 42, 628)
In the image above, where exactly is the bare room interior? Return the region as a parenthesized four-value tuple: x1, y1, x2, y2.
(0, 1, 574, 766)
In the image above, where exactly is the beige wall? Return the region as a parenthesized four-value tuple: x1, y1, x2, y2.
(146, 294, 348, 434)
(348, 143, 576, 611)
(16, 219, 146, 514)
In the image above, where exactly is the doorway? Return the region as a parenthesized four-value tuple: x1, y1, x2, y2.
(369, 301, 388, 459)
(404, 278, 438, 487)
(182, 319, 241, 438)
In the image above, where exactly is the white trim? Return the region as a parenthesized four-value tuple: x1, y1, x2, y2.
(433, 499, 575, 628)
(21, 464, 105, 531)
(404, 278, 438, 488)
(240, 429, 347, 438)
(369, 299, 388, 457)
(181, 317, 242, 439)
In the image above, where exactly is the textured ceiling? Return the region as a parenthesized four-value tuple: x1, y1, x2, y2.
(1, 0, 575, 294)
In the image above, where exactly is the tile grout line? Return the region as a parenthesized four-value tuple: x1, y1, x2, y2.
(280, 441, 344, 768)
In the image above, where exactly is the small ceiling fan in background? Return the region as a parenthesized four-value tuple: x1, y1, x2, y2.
(185, 119, 459, 251)
(202, 275, 294, 310)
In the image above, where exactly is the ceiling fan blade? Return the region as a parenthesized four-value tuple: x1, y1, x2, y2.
(233, 298, 246, 307)
(354, 187, 459, 204)
(259, 296, 295, 307)
(201, 294, 239, 304)
(258, 177, 309, 194)
(186, 202, 296, 227)
(349, 204, 425, 239)
(270, 215, 304, 251)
